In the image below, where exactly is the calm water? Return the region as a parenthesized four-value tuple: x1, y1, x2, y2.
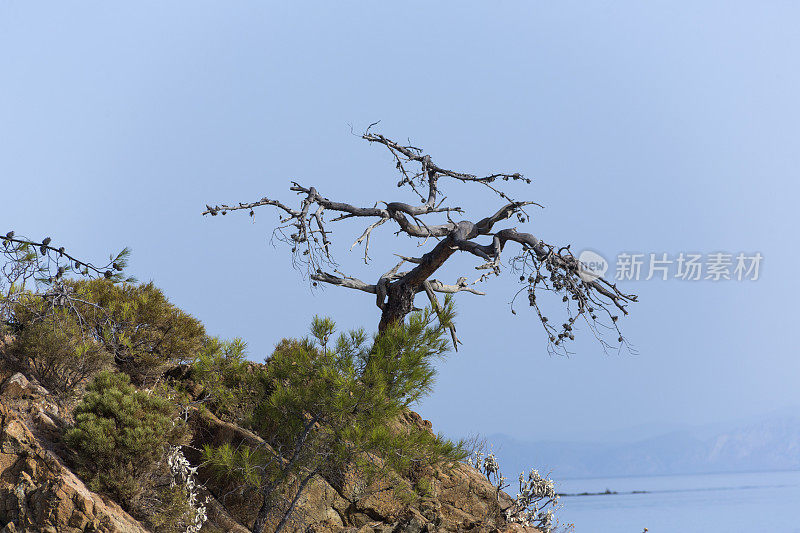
(555, 470, 800, 532)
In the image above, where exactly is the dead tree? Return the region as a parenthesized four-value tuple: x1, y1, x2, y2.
(203, 129, 637, 354)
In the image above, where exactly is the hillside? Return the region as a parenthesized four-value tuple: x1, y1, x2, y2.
(489, 415, 800, 479)
(0, 354, 541, 533)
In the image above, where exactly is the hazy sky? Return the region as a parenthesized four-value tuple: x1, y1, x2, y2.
(2, 1, 798, 443)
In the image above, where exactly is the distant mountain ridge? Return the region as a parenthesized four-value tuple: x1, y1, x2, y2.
(487, 414, 800, 479)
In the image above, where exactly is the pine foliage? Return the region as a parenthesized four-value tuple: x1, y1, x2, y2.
(201, 300, 466, 532)
(70, 279, 205, 382)
(7, 303, 111, 396)
(64, 371, 191, 529)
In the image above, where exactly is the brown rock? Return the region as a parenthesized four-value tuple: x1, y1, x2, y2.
(30, 405, 59, 438)
(183, 406, 543, 532)
(0, 375, 30, 400)
(0, 401, 146, 532)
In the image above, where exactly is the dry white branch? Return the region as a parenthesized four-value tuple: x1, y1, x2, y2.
(351, 216, 389, 263)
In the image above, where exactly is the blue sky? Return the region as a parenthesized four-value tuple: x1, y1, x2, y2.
(1, 1, 798, 443)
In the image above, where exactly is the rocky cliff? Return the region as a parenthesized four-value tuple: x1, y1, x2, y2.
(0, 372, 146, 533)
(0, 367, 539, 533)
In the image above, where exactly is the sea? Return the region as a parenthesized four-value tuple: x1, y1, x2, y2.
(554, 470, 800, 532)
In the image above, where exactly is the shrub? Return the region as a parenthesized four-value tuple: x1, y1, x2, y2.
(70, 279, 206, 383)
(471, 448, 570, 533)
(147, 485, 197, 533)
(4, 279, 205, 391)
(65, 371, 185, 513)
(7, 296, 111, 397)
(158, 446, 208, 533)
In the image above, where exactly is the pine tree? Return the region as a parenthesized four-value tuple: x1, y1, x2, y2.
(202, 300, 465, 533)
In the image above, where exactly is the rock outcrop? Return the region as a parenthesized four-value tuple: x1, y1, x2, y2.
(0, 366, 539, 533)
(187, 408, 539, 532)
(0, 401, 146, 532)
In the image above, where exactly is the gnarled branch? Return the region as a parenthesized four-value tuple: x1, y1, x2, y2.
(205, 131, 636, 354)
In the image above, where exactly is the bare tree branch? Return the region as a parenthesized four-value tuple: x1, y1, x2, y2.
(204, 131, 637, 354)
(1, 232, 135, 329)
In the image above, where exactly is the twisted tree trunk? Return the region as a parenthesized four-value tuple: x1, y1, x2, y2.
(377, 237, 458, 331)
